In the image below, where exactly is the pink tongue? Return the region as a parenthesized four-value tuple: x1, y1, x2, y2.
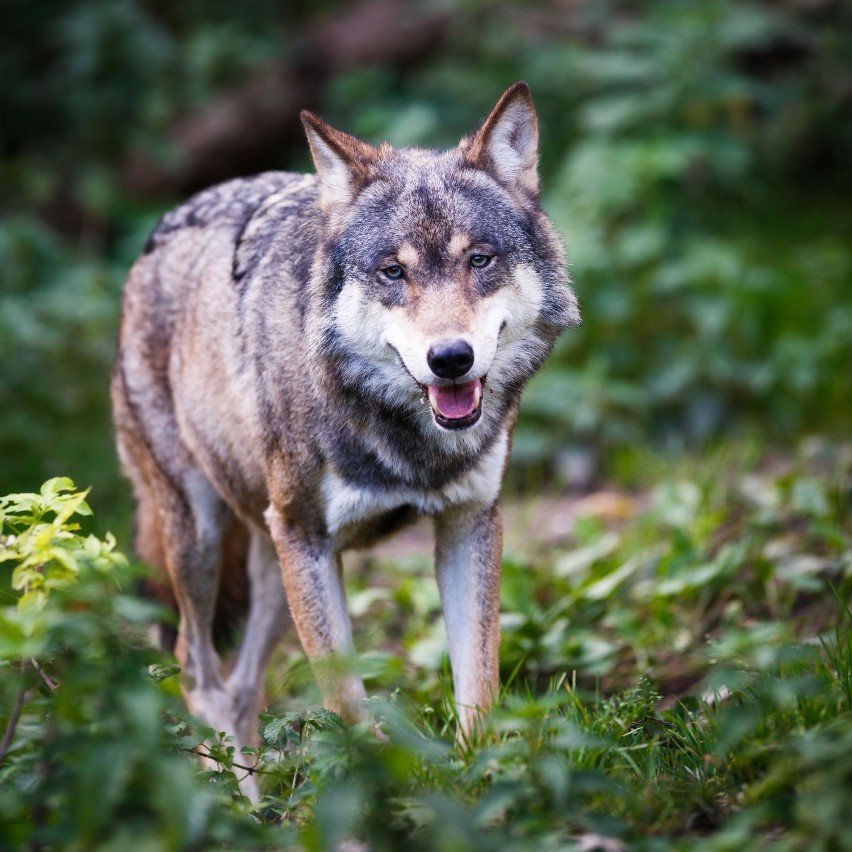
(428, 378, 482, 420)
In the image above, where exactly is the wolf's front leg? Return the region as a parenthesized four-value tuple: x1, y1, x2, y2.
(434, 501, 503, 737)
(265, 508, 367, 722)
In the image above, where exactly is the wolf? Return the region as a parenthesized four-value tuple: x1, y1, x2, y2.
(112, 82, 579, 796)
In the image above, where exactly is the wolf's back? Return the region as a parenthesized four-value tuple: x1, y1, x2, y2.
(143, 172, 304, 258)
(114, 171, 318, 648)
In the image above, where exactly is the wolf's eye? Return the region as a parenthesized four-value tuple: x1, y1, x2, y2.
(382, 264, 404, 280)
(470, 254, 491, 268)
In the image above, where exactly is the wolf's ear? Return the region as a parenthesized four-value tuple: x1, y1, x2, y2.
(301, 111, 377, 210)
(463, 82, 540, 197)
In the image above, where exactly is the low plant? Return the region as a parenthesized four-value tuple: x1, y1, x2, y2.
(0, 479, 265, 849)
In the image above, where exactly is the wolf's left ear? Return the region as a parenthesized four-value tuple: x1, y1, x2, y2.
(463, 82, 540, 197)
(301, 111, 377, 211)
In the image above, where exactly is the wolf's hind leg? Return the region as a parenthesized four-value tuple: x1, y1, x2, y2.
(156, 472, 265, 800)
(148, 473, 244, 736)
(226, 527, 291, 744)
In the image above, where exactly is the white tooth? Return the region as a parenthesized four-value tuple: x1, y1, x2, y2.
(474, 384, 482, 408)
(428, 387, 439, 414)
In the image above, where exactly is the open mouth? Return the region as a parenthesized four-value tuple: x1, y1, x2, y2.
(427, 378, 484, 429)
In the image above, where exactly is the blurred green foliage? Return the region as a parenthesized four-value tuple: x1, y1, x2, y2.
(1, 0, 851, 505)
(2, 5, 851, 847)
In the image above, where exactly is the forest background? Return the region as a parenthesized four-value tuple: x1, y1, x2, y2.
(1, 0, 851, 849)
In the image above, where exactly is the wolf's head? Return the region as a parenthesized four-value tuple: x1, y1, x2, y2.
(302, 83, 580, 456)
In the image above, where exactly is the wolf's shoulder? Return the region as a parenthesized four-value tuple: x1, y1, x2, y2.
(142, 171, 317, 255)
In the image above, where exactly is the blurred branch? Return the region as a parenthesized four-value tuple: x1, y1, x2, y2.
(122, 0, 450, 197)
(0, 679, 25, 765)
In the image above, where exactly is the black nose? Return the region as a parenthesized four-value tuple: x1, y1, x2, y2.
(427, 339, 475, 380)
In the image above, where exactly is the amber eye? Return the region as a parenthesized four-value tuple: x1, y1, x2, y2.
(382, 264, 404, 280)
(470, 254, 491, 268)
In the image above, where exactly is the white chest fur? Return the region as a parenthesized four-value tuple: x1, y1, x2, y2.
(322, 429, 509, 540)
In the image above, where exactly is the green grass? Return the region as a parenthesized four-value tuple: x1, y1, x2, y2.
(260, 437, 849, 849)
(1, 439, 850, 849)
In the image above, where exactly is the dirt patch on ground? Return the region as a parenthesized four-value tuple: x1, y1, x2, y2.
(343, 491, 643, 567)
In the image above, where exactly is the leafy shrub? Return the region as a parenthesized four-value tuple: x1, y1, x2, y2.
(0, 479, 265, 849)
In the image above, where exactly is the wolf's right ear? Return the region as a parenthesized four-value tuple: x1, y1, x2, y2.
(301, 112, 377, 211)
(462, 82, 540, 197)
